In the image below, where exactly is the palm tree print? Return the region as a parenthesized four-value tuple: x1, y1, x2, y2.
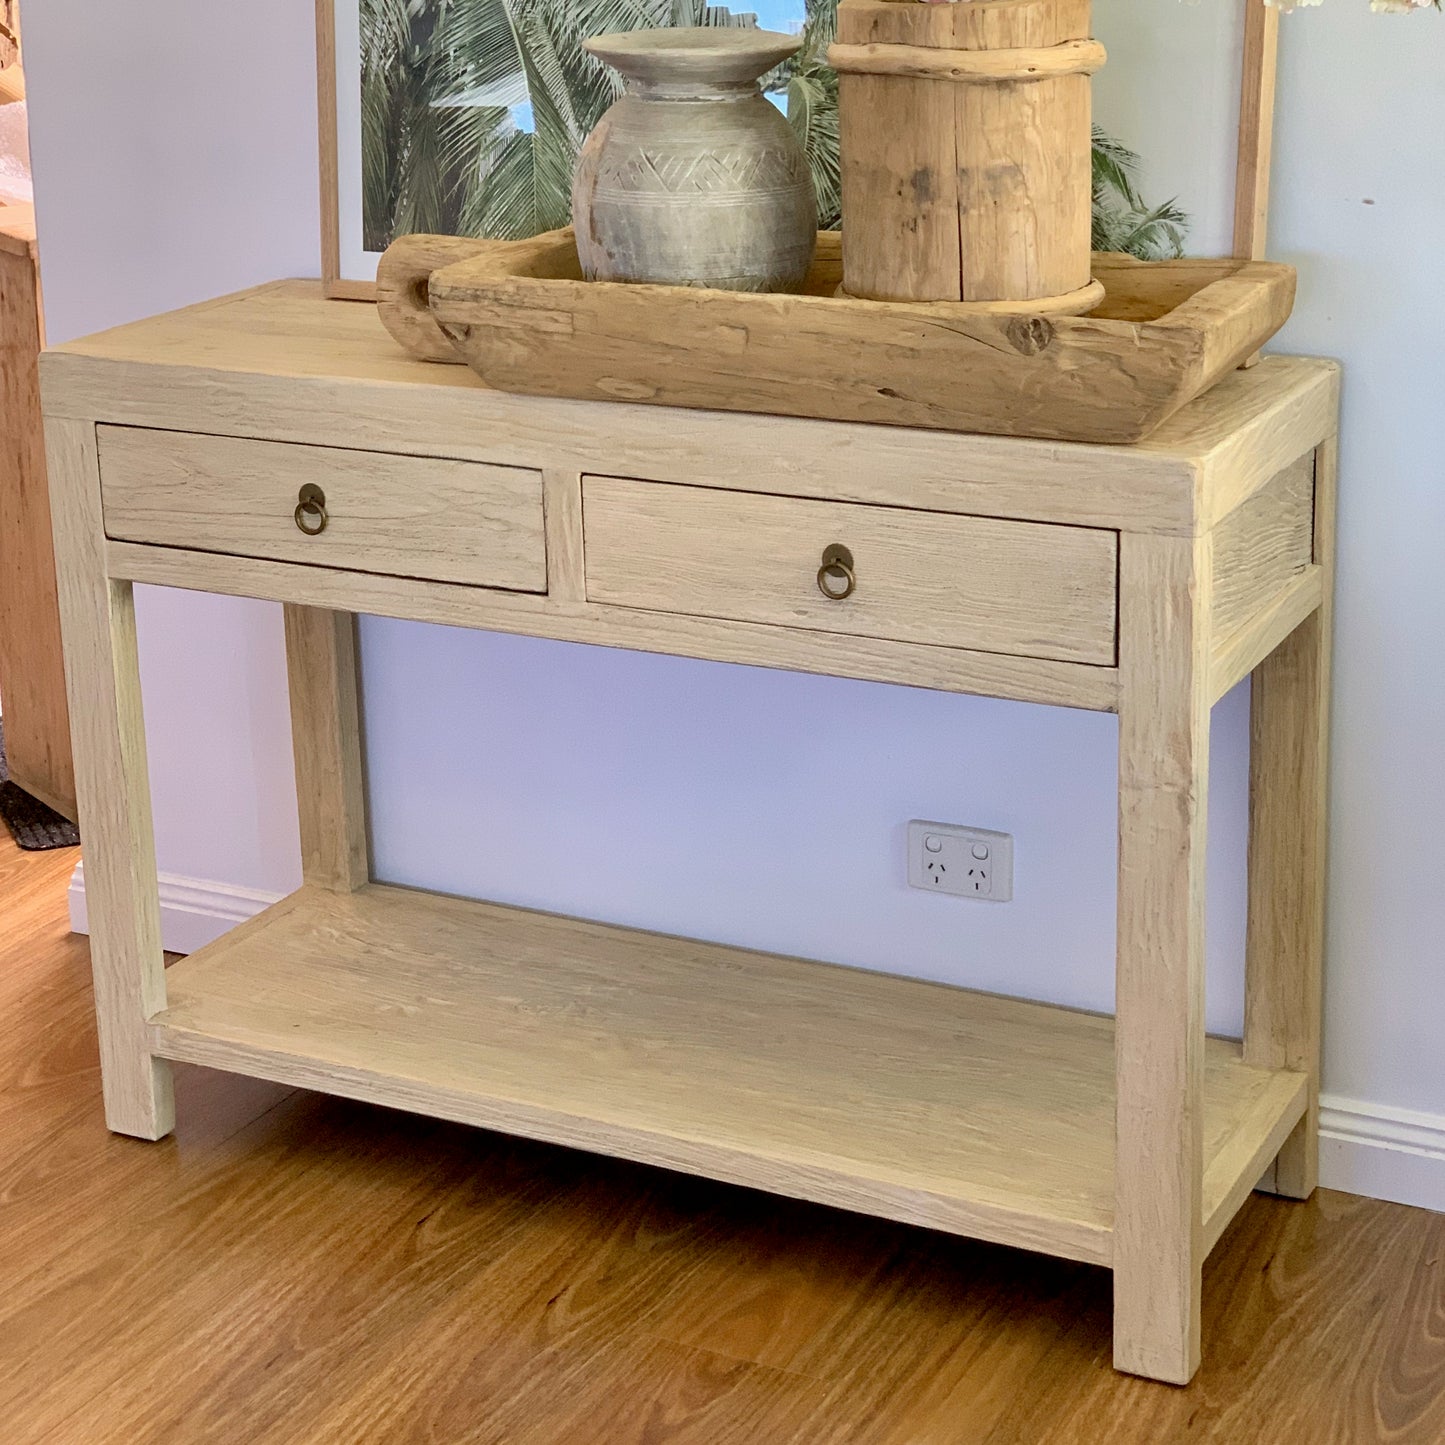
(360, 0, 1185, 259)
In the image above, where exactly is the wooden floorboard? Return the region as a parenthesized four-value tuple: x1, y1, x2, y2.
(1, 828, 1443, 1443)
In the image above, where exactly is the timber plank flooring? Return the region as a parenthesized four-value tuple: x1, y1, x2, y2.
(1, 829, 1442, 1443)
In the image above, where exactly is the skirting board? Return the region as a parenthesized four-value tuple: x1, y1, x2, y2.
(1319, 1097, 1445, 1216)
(67, 861, 285, 958)
(63, 862, 1445, 1218)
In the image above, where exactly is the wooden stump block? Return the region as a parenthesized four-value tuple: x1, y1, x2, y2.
(829, 0, 1102, 310)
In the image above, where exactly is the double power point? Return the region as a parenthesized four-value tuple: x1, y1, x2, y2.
(907, 821, 1014, 902)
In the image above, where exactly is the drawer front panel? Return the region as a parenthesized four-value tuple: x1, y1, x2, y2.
(584, 476, 1117, 664)
(98, 427, 547, 592)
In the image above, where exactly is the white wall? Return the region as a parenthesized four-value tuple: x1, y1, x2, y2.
(24, 3, 1445, 1209)
(23, 1, 315, 900)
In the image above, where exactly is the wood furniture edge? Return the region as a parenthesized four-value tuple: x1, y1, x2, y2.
(284, 606, 370, 891)
(1112, 529, 1212, 1384)
(148, 1019, 1115, 1268)
(1202, 1069, 1309, 1256)
(1234, 0, 1280, 264)
(0, 220, 76, 818)
(317, 0, 341, 299)
(1244, 434, 1336, 1200)
(315, 0, 379, 301)
(1210, 566, 1323, 704)
(43, 416, 173, 1138)
(103, 541, 1121, 713)
(1195, 362, 1340, 528)
(542, 469, 586, 603)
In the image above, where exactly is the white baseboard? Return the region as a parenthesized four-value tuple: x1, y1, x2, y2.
(68, 861, 282, 956)
(1319, 1095, 1445, 1215)
(63, 862, 1445, 1219)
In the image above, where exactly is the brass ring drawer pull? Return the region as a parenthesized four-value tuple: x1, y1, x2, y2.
(294, 483, 328, 536)
(816, 543, 856, 601)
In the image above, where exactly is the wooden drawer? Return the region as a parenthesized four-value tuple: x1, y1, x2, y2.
(584, 476, 1117, 665)
(97, 427, 547, 591)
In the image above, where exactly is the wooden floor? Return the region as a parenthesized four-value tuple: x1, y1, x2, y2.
(2, 829, 1443, 1444)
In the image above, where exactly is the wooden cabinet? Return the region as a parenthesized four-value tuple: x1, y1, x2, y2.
(0, 203, 73, 819)
(41, 280, 1339, 1386)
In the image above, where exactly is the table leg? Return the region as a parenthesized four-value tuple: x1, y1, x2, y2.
(46, 417, 173, 1139)
(1113, 531, 1212, 1384)
(283, 605, 370, 892)
(1245, 437, 1335, 1197)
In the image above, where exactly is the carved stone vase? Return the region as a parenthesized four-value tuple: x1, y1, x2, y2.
(572, 27, 817, 293)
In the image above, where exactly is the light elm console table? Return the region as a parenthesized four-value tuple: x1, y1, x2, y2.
(42, 281, 1338, 1384)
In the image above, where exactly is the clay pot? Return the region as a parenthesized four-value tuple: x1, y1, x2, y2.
(572, 27, 817, 292)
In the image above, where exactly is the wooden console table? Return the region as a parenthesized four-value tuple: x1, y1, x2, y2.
(41, 282, 1338, 1385)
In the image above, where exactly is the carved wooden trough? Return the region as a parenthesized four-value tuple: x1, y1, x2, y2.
(376, 229, 1296, 445)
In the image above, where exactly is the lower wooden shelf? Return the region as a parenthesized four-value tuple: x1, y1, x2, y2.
(149, 883, 1307, 1268)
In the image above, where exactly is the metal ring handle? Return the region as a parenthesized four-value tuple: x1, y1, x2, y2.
(816, 543, 856, 601)
(293, 483, 328, 536)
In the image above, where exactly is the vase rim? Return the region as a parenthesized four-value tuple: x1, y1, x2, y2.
(583, 26, 802, 87)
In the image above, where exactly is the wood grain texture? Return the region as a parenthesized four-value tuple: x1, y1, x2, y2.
(835, 0, 1093, 50)
(283, 606, 369, 892)
(1113, 531, 1213, 1383)
(1210, 566, 1324, 706)
(1246, 437, 1336, 1202)
(1210, 449, 1315, 642)
(41, 280, 1340, 537)
(828, 38, 1105, 84)
(43, 418, 172, 1139)
(106, 539, 1122, 713)
(832, 0, 1095, 307)
(835, 70, 962, 301)
(40, 276, 1342, 1386)
(314, 0, 370, 301)
(376, 232, 511, 361)
(1202, 1068, 1308, 1257)
(1194, 358, 1340, 528)
(543, 469, 586, 604)
(0, 238, 75, 819)
(421, 232, 1297, 445)
(147, 881, 1303, 1273)
(97, 426, 547, 592)
(955, 69, 1093, 302)
(1232, 0, 1278, 372)
(1234, 0, 1280, 264)
(9, 791, 1426, 1443)
(583, 475, 1118, 665)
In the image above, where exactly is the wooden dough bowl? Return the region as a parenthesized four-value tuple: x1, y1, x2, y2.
(377, 230, 1296, 445)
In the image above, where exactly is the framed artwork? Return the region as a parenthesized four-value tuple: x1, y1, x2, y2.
(317, 0, 1278, 301)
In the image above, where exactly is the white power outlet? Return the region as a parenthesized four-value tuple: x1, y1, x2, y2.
(907, 820, 1014, 902)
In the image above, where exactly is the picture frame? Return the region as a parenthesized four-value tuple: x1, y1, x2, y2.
(316, 0, 1280, 303)
(317, 0, 378, 300)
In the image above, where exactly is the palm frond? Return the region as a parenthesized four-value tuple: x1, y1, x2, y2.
(1089, 126, 1188, 259)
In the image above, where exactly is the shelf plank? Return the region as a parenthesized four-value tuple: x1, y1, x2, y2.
(148, 884, 1304, 1269)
